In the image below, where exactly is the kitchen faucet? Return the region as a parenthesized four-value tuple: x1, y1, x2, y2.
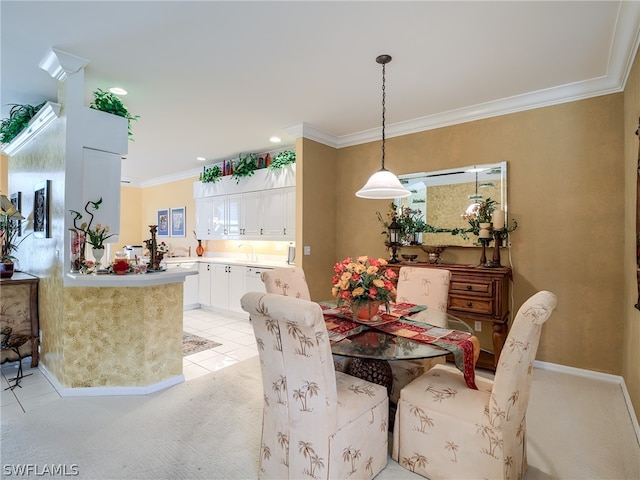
(238, 244, 258, 262)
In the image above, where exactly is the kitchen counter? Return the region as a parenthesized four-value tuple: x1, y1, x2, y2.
(65, 268, 197, 287)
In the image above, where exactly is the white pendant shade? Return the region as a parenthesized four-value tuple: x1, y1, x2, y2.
(356, 169, 411, 199)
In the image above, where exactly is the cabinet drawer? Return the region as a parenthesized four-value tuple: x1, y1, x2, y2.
(449, 296, 493, 315)
(450, 279, 492, 296)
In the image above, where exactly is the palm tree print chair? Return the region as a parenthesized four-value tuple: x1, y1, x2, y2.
(260, 267, 352, 373)
(392, 290, 557, 480)
(241, 292, 389, 479)
(389, 267, 453, 405)
(260, 267, 311, 300)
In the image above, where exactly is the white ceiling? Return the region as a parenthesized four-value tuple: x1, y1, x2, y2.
(2, 1, 639, 186)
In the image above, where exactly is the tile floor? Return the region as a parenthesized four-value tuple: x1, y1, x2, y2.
(1, 308, 258, 421)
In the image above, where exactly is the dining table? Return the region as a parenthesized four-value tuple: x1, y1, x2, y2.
(320, 302, 479, 391)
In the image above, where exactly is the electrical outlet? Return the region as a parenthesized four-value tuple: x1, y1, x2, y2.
(304, 246, 311, 255)
(474, 321, 482, 332)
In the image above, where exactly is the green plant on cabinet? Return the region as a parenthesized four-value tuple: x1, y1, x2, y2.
(0, 102, 46, 144)
(269, 150, 296, 169)
(90, 88, 139, 141)
(231, 152, 258, 183)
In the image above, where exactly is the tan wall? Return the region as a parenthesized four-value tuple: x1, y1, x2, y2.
(298, 138, 338, 301)
(323, 94, 626, 379)
(623, 48, 640, 420)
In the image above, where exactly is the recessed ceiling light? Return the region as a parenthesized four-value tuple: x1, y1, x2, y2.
(269, 136, 281, 143)
(196, 157, 206, 161)
(109, 87, 128, 95)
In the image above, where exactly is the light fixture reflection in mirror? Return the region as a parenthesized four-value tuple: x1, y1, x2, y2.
(397, 161, 507, 247)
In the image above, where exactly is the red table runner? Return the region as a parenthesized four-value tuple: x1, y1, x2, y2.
(321, 302, 477, 389)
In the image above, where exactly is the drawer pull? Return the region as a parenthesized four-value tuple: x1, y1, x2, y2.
(466, 285, 472, 290)
(467, 302, 473, 307)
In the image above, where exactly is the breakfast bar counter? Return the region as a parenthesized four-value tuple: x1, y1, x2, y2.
(51, 269, 197, 395)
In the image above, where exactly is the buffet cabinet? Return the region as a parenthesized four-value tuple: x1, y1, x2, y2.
(389, 263, 512, 371)
(0, 272, 40, 367)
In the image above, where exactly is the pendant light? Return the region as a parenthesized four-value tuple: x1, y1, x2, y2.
(356, 55, 411, 199)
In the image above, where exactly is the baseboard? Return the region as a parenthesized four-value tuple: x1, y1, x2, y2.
(534, 360, 640, 445)
(39, 363, 184, 397)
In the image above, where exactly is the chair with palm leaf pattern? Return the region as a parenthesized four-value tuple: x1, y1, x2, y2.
(241, 292, 389, 479)
(392, 290, 557, 480)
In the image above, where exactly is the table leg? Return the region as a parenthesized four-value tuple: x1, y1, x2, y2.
(346, 358, 393, 396)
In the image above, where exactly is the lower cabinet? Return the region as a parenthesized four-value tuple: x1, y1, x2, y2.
(165, 262, 199, 309)
(210, 264, 245, 315)
(198, 263, 273, 317)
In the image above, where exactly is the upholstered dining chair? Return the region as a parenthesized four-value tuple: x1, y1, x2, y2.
(260, 267, 311, 300)
(260, 267, 352, 372)
(392, 290, 558, 480)
(389, 266, 453, 405)
(241, 292, 389, 480)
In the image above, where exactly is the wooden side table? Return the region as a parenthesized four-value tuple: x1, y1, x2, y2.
(0, 272, 40, 367)
(389, 263, 511, 371)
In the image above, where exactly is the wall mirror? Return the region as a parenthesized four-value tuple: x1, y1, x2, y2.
(397, 161, 507, 247)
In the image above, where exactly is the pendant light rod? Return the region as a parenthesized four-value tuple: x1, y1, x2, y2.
(377, 54, 391, 171)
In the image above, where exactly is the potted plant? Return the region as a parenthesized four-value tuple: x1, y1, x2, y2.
(0, 195, 30, 278)
(90, 88, 139, 141)
(268, 150, 296, 169)
(231, 152, 258, 183)
(0, 102, 46, 144)
(200, 164, 223, 184)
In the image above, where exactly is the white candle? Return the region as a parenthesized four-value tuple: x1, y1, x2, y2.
(479, 222, 492, 238)
(492, 209, 505, 230)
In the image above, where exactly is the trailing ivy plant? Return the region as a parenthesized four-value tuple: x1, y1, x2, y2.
(90, 88, 139, 141)
(200, 165, 223, 183)
(0, 102, 46, 144)
(269, 150, 296, 169)
(232, 153, 258, 184)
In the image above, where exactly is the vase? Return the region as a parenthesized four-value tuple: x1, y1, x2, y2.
(69, 229, 86, 272)
(0, 262, 14, 279)
(92, 247, 105, 266)
(353, 301, 382, 320)
(196, 240, 204, 257)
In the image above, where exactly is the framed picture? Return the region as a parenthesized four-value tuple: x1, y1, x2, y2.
(170, 207, 186, 237)
(34, 180, 51, 238)
(157, 209, 170, 237)
(10, 192, 22, 237)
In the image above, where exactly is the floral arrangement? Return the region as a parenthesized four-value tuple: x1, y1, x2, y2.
(157, 241, 170, 254)
(0, 199, 29, 263)
(331, 256, 397, 312)
(85, 223, 115, 249)
(70, 198, 117, 249)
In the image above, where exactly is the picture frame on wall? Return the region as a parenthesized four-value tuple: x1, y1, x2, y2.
(170, 207, 186, 237)
(34, 180, 51, 238)
(157, 208, 170, 237)
(10, 191, 22, 237)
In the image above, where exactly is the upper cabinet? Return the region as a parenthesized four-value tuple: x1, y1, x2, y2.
(194, 165, 296, 241)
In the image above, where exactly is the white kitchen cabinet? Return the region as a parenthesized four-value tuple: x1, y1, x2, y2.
(193, 164, 296, 241)
(210, 264, 245, 315)
(260, 186, 295, 239)
(198, 263, 212, 307)
(195, 197, 214, 239)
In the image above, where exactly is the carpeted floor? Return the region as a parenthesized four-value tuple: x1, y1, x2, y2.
(182, 331, 221, 356)
(1, 357, 639, 479)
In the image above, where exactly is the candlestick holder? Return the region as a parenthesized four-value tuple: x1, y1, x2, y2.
(388, 243, 401, 264)
(478, 237, 491, 265)
(486, 230, 504, 268)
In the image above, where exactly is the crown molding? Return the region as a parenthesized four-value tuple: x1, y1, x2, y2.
(1, 102, 61, 156)
(39, 48, 89, 81)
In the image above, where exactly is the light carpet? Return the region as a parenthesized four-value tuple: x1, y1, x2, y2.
(1, 357, 639, 479)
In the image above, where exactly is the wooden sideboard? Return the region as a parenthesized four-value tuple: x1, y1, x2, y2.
(0, 272, 40, 367)
(389, 263, 512, 371)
